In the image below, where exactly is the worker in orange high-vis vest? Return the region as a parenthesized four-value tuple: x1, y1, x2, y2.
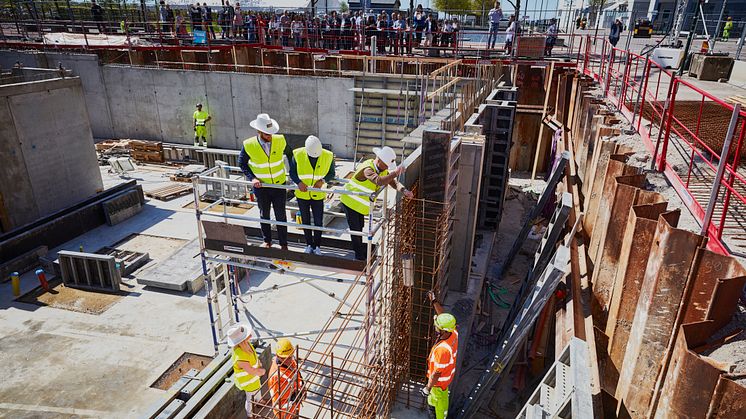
(421, 290, 458, 419)
(268, 338, 305, 419)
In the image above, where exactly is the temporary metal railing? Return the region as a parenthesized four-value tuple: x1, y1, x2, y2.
(192, 162, 389, 353)
(187, 160, 406, 418)
(583, 35, 746, 256)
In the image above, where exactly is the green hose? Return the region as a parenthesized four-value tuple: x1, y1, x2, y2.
(487, 285, 511, 309)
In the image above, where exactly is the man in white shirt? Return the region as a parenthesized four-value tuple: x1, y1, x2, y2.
(505, 15, 516, 55)
(545, 18, 558, 56)
(487, 2, 503, 49)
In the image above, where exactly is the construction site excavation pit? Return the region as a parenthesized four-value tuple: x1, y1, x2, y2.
(1, 43, 746, 419)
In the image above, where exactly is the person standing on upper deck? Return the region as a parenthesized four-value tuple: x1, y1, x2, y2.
(238, 113, 293, 250)
(340, 147, 413, 261)
(289, 136, 335, 255)
(545, 18, 558, 56)
(487, 2, 503, 49)
(609, 18, 623, 47)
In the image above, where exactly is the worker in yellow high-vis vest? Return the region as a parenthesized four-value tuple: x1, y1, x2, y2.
(723, 17, 733, 41)
(239, 113, 294, 250)
(227, 323, 266, 419)
(193, 103, 211, 147)
(289, 135, 336, 255)
(340, 146, 413, 261)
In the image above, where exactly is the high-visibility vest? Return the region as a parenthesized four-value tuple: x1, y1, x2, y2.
(193, 110, 209, 126)
(339, 159, 386, 216)
(232, 344, 262, 392)
(293, 147, 334, 201)
(243, 135, 287, 185)
(427, 329, 458, 390)
(268, 357, 304, 419)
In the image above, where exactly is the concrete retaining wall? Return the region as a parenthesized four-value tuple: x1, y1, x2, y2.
(0, 51, 356, 158)
(0, 77, 103, 231)
(0, 51, 115, 138)
(730, 60, 746, 88)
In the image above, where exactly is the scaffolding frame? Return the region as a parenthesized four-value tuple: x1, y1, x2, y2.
(241, 193, 454, 419)
(192, 163, 390, 351)
(191, 162, 455, 418)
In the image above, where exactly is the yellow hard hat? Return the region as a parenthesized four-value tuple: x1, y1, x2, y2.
(276, 338, 294, 357)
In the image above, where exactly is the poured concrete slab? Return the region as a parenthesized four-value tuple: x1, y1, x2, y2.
(0, 161, 375, 418)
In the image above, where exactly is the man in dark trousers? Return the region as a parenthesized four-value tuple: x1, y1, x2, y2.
(189, 4, 202, 32)
(609, 18, 623, 47)
(238, 113, 293, 250)
(289, 135, 336, 255)
(340, 146, 412, 260)
(202, 3, 215, 40)
(91, 0, 105, 34)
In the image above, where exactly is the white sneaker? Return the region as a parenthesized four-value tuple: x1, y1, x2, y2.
(313, 247, 322, 256)
(304, 245, 313, 254)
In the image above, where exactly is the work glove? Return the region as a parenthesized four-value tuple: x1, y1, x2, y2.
(420, 387, 430, 398)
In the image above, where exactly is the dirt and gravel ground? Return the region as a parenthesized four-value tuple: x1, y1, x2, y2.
(448, 174, 546, 418)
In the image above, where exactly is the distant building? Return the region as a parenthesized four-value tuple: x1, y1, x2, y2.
(674, 0, 746, 34)
(348, 0, 401, 14)
(247, 0, 342, 12)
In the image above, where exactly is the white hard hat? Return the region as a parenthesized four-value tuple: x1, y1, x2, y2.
(373, 146, 397, 171)
(249, 113, 279, 135)
(226, 323, 253, 348)
(305, 135, 323, 158)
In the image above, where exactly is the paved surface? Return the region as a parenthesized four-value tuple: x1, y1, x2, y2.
(0, 163, 362, 418)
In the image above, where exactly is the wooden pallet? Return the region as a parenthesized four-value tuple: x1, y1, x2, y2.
(131, 149, 165, 163)
(130, 140, 163, 152)
(169, 174, 194, 183)
(145, 183, 193, 201)
(726, 95, 746, 106)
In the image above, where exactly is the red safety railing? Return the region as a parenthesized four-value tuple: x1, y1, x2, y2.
(587, 35, 746, 255)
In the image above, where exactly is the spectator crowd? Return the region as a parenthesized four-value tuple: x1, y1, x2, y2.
(156, 2, 465, 53)
(145, 1, 560, 56)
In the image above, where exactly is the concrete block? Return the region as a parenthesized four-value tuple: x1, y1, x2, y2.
(202, 71, 238, 149)
(317, 77, 355, 158)
(102, 186, 144, 226)
(46, 52, 115, 138)
(0, 95, 40, 229)
(260, 74, 319, 136)
(730, 60, 746, 88)
(0, 51, 44, 68)
(137, 238, 203, 293)
(0, 77, 102, 230)
(689, 54, 734, 81)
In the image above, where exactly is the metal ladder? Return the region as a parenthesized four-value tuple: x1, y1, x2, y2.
(516, 338, 594, 419)
(207, 262, 240, 346)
